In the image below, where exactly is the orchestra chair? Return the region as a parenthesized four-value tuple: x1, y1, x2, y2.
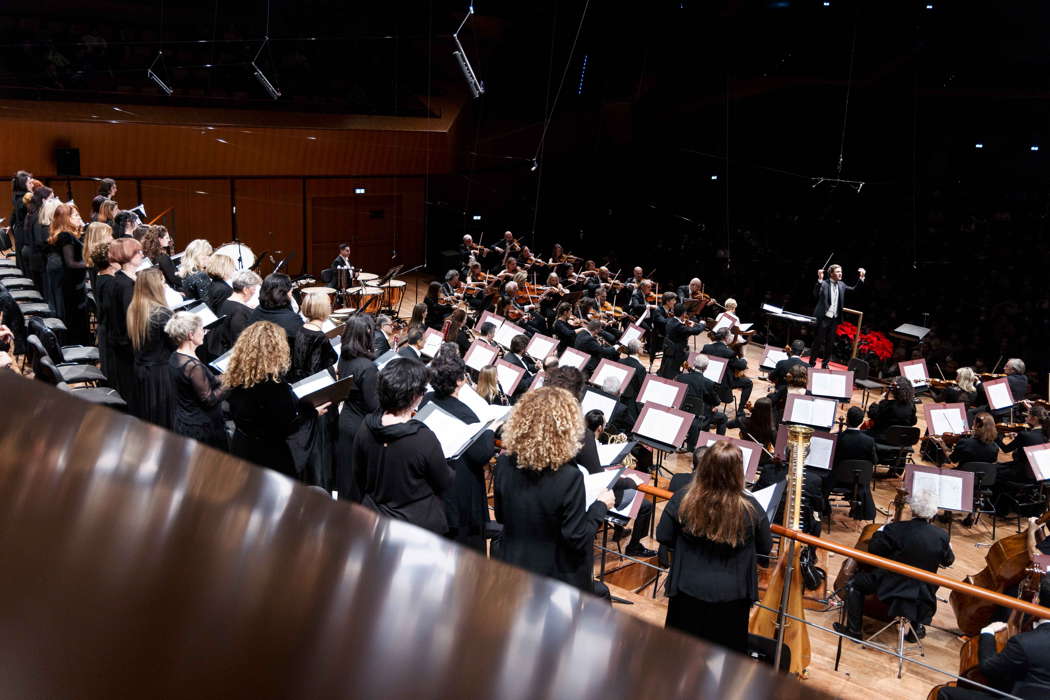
(27, 316, 99, 365)
(824, 459, 874, 532)
(8, 288, 44, 303)
(30, 353, 127, 410)
(847, 358, 884, 410)
(17, 302, 67, 338)
(26, 336, 105, 386)
(954, 462, 998, 539)
(861, 595, 925, 679)
(873, 426, 920, 476)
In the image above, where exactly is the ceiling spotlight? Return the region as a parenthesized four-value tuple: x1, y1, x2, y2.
(1031, 145, 1040, 152)
(530, 159, 538, 172)
(453, 7, 484, 98)
(823, 1, 830, 6)
(252, 37, 281, 100)
(974, 143, 983, 149)
(354, 187, 366, 194)
(147, 51, 173, 96)
(710, 174, 719, 180)
(472, 215, 482, 221)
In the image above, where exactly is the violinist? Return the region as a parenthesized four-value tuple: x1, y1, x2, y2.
(973, 358, 1029, 420)
(651, 291, 678, 347)
(491, 230, 520, 261)
(676, 278, 703, 303)
(627, 280, 652, 322)
(443, 308, 472, 356)
(549, 242, 566, 265)
(586, 266, 613, 295)
(423, 281, 453, 330)
(702, 327, 752, 410)
(935, 578, 1050, 700)
(553, 301, 580, 353)
(995, 404, 1049, 484)
(497, 257, 520, 279)
(658, 303, 707, 380)
(810, 264, 865, 369)
(442, 269, 465, 299)
(835, 490, 955, 642)
(770, 340, 807, 388)
(460, 234, 488, 268)
(519, 245, 545, 270)
(574, 318, 621, 375)
(618, 340, 648, 403)
(676, 354, 728, 444)
(865, 376, 917, 442)
(465, 261, 487, 285)
(498, 280, 531, 323)
(628, 266, 645, 289)
(948, 412, 1000, 467)
(937, 367, 978, 407)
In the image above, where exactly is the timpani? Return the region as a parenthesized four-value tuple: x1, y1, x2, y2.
(379, 279, 406, 310)
(347, 287, 384, 314)
(300, 286, 337, 307)
(355, 271, 379, 286)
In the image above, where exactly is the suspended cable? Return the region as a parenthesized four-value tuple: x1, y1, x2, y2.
(531, 0, 591, 164)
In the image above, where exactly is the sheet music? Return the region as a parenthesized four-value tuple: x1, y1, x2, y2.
(458, 384, 511, 424)
(592, 363, 628, 391)
(417, 404, 487, 459)
(495, 363, 522, 394)
(762, 303, 784, 314)
(986, 382, 1013, 410)
(762, 348, 788, 369)
(806, 436, 834, 470)
(713, 313, 737, 333)
(930, 408, 965, 436)
(580, 468, 635, 517)
(902, 362, 928, 386)
(493, 323, 524, 349)
(525, 335, 556, 361)
(558, 350, 587, 369)
(737, 322, 753, 332)
(137, 257, 153, 271)
(1028, 449, 1050, 481)
(421, 331, 443, 358)
(581, 390, 617, 423)
(188, 303, 218, 328)
(210, 350, 232, 374)
(789, 397, 835, 427)
(375, 349, 398, 370)
(639, 379, 678, 408)
(465, 344, 498, 371)
(292, 369, 334, 399)
(597, 442, 629, 467)
(618, 325, 643, 347)
(751, 482, 783, 520)
(639, 409, 684, 446)
(163, 286, 183, 309)
(811, 372, 846, 398)
(911, 471, 941, 506)
(702, 357, 726, 383)
(911, 470, 964, 511)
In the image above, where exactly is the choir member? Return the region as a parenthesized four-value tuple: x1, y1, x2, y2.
(48, 203, 90, 344)
(494, 386, 616, 596)
(166, 312, 228, 450)
(83, 221, 113, 294)
(335, 314, 380, 500)
(127, 268, 175, 428)
(248, 273, 301, 350)
(352, 357, 452, 533)
(208, 269, 261, 358)
(176, 239, 213, 301)
(99, 238, 143, 402)
(224, 321, 326, 477)
(656, 441, 772, 652)
(290, 291, 338, 383)
(88, 240, 117, 379)
(141, 225, 179, 290)
(204, 254, 235, 314)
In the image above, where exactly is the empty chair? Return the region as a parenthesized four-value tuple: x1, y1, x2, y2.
(825, 459, 875, 529)
(32, 353, 127, 410)
(956, 461, 998, 538)
(27, 316, 99, 365)
(9, 289, 44, 303)
(26, 335, 105, 386)
(874, 426, 921, 474)
(848, 358, 884, 408)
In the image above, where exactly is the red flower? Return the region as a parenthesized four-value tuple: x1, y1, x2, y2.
(836, 322, 858, 339)
(856, 330, 893, 361)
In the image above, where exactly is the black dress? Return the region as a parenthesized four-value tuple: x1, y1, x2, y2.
(155, 253, 180, 291)
(132, 307, 176, 429)
(56, 231, 89, 345)
(203, 298, 253, 360)
(287, 325, 339, 489)
(248, 305, 302, 350)
(169, 352, 228, 450)
(94, 273, 115, 379)
(205, 277, 233, 314)
(100, 271, 136, 400)
(334, 355, 379, 500)
(422, 392, 497, 552)
(228, 379, 318, 478)
(493, 455, 609, 594)
(423, 296, 453, 330)
(180, 270, 211, 301)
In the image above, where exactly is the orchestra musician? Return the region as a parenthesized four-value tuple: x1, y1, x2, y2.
(424, 281, 453, 330)
(502, 334, 537, 400)
(373, 314, 395, 356)
(702, 327, 752, 410)
(442, 269, 465, 298)
(553, 302, 580, 353)
(936, 367, 978, 407)
(676, 354, 728, 445)
(676, 278, 703, 302)
(628, 266, 645, 289)
(971, 358, 1029, 420)
(492, 230, 521, 266)
(934, 578, 1050, 700)
(810, 263, 866, 369)
(460, 234, 488, 269)
(834, 489, 955, 642)
(618, 340, 648, 404)
(397, 327, 426, 360)
(770, 340, 807, 388)
(331, 242, 353, 271)
(658, 303, 707, 380)
(627, 280, 652, 322)
(574, 319, 621, 375)
(497, 257, 520, 279)
(995, 404, 1049, 485)
(866, 376, 917, 441)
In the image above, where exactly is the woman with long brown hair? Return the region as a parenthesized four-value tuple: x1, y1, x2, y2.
(224, 321, 327, 477)
(127, 267, 175, 428)
(47, 203, 90, 343)
(493, 386, 615, 595)
(656, 440, 772, 652)
(140, 224, 179, 290)
(866, 375, 917, 440)
(442, 307, 471, 356)
(89, 240, 118, 379)
(98, 237, 144, 400)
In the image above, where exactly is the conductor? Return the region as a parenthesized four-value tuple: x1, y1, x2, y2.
(810, 263, 865, 369)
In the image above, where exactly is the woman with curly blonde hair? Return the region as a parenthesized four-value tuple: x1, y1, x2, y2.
(176, 238, 213, 301)
(224, 321, 327, 477)
(493, 386, 615, 595)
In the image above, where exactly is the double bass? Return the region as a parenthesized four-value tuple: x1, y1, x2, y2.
(949, 511, 1049, 636)
(750, 424, 813, 676)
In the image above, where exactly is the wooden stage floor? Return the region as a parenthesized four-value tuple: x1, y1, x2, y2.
(391, 273, 1015, 700)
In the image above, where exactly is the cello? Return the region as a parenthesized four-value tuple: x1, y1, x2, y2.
(750, 424, 813, 676)
(833, 487, 909, 595)
(949, 511, 1049, 636)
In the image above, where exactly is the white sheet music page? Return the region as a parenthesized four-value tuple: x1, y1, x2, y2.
(788, 399, 814, 426)
(418, 405, 482, 459)
(811, 398, 836, 427)
(619, 325, 643, 347)
(806, 436, 834, 470)
(292, 370, 334, 399)
(495, 363, 521, 394)
(640, 409, 684, 446)
(911, 471, 942, 506)
(639, 379, 678, 408)
(581, 390, 617, 422)
(811, 372, 845, 398)
(930, 408, 964, 435)
(421, 332, 443, 357)
(713, 313, 737, 333)
(986, 383, 1013, 410)
(465, 344, 497, 371)
(494, 323, 522, 349)
(559, 349, 587, 369)
(762, 348, 788, 368)
(1029, 449, 1050, 481)
(593, 364, 628, 391)
(938, 475, 964, 511)
(458, 384, 510, 424)
(525, 335, 556, 361)
(702, 357, 727, 383)
(596, 442, 627, 467)
(902, 363, 928, 386)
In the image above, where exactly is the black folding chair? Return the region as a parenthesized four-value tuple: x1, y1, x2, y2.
(825, 459, 874, 531)
(874, 426, 921, 475)
(956, 462, 998, 539)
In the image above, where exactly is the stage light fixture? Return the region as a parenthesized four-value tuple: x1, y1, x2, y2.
(147, 51, 173, 96)
(453, 6, 485, 98)
(252, 37, 282, 100)
(355, 187, 367, 194)
(472, 215, 482, 221)
(974, 143, 983, 149)
(1031, 145, 1040, 151)
(710, 174, 719, 180)
(530, 159, 538, 172)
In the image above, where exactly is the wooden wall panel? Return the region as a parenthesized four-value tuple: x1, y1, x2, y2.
(233, 179, 303, 274)
(138, 180, 231, 247)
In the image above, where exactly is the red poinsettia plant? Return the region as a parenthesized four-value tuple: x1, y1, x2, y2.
(835, 322, 894, 361)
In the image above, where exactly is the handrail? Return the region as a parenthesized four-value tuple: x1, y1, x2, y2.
(636, 483, 1050, 622)
(148, 206, 174, 225)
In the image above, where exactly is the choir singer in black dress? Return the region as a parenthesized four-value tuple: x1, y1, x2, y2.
(493, 386, 616, 596)
(127, 268, 175, 428)
(166, 312, 228, 450)
(656, 440, 772, 652)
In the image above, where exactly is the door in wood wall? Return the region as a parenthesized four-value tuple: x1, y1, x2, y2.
(310, 194, 400, 275)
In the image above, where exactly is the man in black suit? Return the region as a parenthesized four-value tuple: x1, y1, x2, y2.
(824, 406, 878, 520)
(619, 340, 648, 404)
(397, 327, 425, 360)
(835, 489, 954, 640)
(676, 277, 702, 303)
(810, 263, 865, 369)
(502, 334, 536, 399)
(971, 357, 1030, 421)
(936, 577, 1050, 699)
(658, 304, 707, 379)
(627, 281, 651, 324)
(331, 242, 353, 271)
(574, 319, 620, 375)
(373, 314, 394, 356)
(676, 355, 728, 446)
(701, 327, 752, 410)
(770, 339, 807, 387)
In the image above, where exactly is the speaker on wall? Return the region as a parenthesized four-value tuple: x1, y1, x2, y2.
(55, 148, 81, 176)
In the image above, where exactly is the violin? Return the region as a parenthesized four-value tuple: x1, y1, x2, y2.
(927, 378, 959, 390)
(978, 372, 1007, 382)
(995, 422, 1029, 435)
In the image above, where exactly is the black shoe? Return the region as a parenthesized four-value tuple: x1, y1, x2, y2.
(962, 514, 975, 528)
(807, 359, 817, 367)
(625, 545, 657, 558)
(833, 622, 861, 639)
(821, 362, 830, 369)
